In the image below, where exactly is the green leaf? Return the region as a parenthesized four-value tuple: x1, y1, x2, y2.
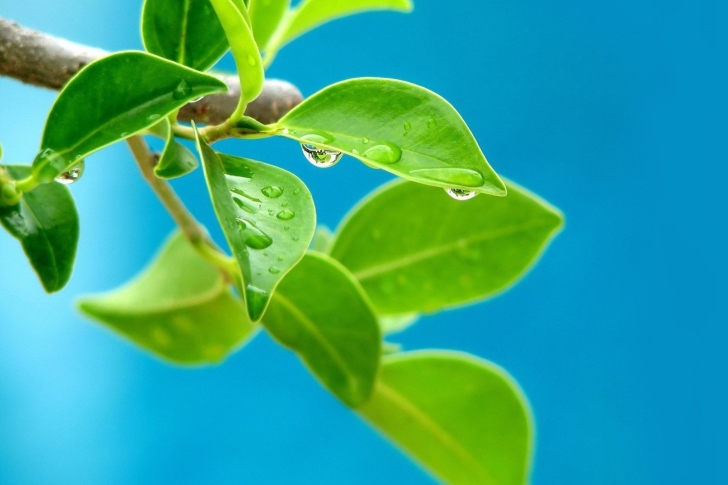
(358, 351, 533, 485)
(310, 225, 334, 253)
(196, 131, 316, 322)
(0, 165, 79, 293)
(208, 0, 265, 105)
(248, 0, 290, 51)
(141, 0, 242, 71)
(154, 120, 199, 179)
(380, 313, 419, 334)
(267, 0, 413, 56)
(278, 78, 506, 196)
(263, 252, 381, 406)
(78, 232, 256, 365)
(32, 51, 227, 183)
(330, 180, 563, 315)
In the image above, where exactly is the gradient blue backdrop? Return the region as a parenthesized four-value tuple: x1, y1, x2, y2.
(0, 1, 722, 483)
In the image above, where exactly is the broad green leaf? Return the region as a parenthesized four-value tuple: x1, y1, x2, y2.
(141, 0, 245, 71)
(32, 51, 227, 183)
(0, 165, 79, 293)
(267, 0, 413, 56)
(154, 120, 199, 179)
(380, 313, 419, 334)
(208, 0, 265, 104)
(358, 351, 533, 485)
(330, 180, 563, 315)
(248, 0, 290, 51)
(78, 233, 256, 365)
(263, 252, 381, 406)
(310, 225, 334, 253)
(196, 132, 316, 322)
(278, 78, 506, 196)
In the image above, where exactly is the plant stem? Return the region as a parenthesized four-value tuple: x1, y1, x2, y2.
(125, 135, 237, 277)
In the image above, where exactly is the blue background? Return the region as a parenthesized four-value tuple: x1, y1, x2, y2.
(0, 0, 722, 483)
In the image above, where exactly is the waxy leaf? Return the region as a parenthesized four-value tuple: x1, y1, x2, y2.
(248, 0, 290, 52)
(263, 252, 381, 406)
(196, 133, 316, 322)
(142, 0, 245, 71)
(358, 351, 533, 485)
(154, 120, 199, 179)
(380, 313, 419, 334)
(278, 78, 506, 196)
(267, 0, 413, 56)
(78, 233, 256, 365)
(330, 180, 563, 315)
(208, 0, 265, 104)
(0, 165, 79, 293)
(32, 51, 227, 182)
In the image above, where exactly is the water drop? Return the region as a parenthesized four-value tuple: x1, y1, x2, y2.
(261, 185, 284, 198)
(247, 54, 257, 66)
(292, 236, 299, 241)
(277, 256, 284, 262)
(173, 79, 192, 100)
(282, 202, 289, 207)
(363, 142, 402, 165)
(55, 160, 85, 185)
(404, 122, 412, 130)
(446, 188, 478, 200)
(409, 167, 485, 188)
(236, 218, 273, 249)
(293, 188, 301, 195)
(263, 251, 269, 256)
(301, 144, 342, 168)
(362, 138, 370, 144)
(32, 149, 71, 183)
(276, 210, 295, 220)
(352, 148, 360, 155)
(284, 226, 290, 231)
(427, 118, 436, 128)
(268, 266, 281, 274)
(146, 113, 162, 122)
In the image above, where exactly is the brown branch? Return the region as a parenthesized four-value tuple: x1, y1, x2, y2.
(0, 17, 302, 125)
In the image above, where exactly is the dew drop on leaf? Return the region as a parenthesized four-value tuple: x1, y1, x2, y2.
(404, 122, 411, 130)
(236, 218, 273, 249)
(261, 185, 284, 198)
(363, 142, 402, 165)
(427, 117, 436, 128)
(293, 188, 301, 195)
(446, 188, 478, 201)
(301, 144, 343, 168)
(55, 160, 85, 185)
(276, 210, 295, 220)
(268, 266, 281, 274)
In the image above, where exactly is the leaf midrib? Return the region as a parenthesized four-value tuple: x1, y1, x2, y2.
(351, 220, 557, 281)
(21, 198, 60, 289)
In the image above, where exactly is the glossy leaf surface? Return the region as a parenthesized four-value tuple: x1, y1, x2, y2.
(263, 252, 381, 406)
(0, 165, 79, 293)
(78, 233, 256, 365)
(33, 51, 226, 182)
(331, 180, 563, 315)
(278, 78, 506, 195)
(197, 133, 316, 321)
(208, 0, 265, 104)
(268, 0, 412, 54)
(248, 0, 290, 51)
(154, 120, 199, 179)
(141, 0, 240, 71)
(358, 351, 533, 485)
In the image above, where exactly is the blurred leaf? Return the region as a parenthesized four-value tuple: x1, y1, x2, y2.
(330, 180, 563, 315)
(380, 313, 419, 334)
(208, 0, 265, 104)
(154, 120, 199, 179)
(141, 0, 245, 71)
(33, 51, 226, 182)
(267, 0, 413, 56)
(263, 252, 381, 406)
(78, 233, 256, 365)
(248, 0, 290, 51)
(0, 165, 79, 293)
(278, 78, 506, 196)
(358, 351, 533, 485)
(196, 132, 316, 322)
(310, 225, 334, 253)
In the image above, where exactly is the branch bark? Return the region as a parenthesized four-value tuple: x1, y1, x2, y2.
(0, 17, 302, 125)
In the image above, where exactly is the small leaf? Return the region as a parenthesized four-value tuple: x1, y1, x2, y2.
(278, 78, 506, 196)
(141, 0, 246, 71)
(32, 51, 227, 182)
(154, 120, 199, 179)
(196, 131, 316, 322)
(330, 180, 563, 315)
(208, 0, 265, 104)
(380, 313, 419, 334)
(248, 0, 290, 52)
(263, 252, 381, 406)
(358, 351, 533, 485)
(0, 165, 79, 293)
(267, 0, 413, 56)
(78, 233, 256, 365)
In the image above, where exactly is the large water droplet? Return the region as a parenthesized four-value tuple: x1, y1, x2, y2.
(261, 186, 284, 198)
(268, 266, 281, 274)
(276, 210, 295, 220)
(363, 142, 402, 165)
(173, 79, 192, 100)
(55, 160, 85, 185)
(409, 167, 485, 188)
(301, 144, 342, 168)
(236, 218, 273, 249)
(32, 148, 72, 183)
(446, 188, 478, 201)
